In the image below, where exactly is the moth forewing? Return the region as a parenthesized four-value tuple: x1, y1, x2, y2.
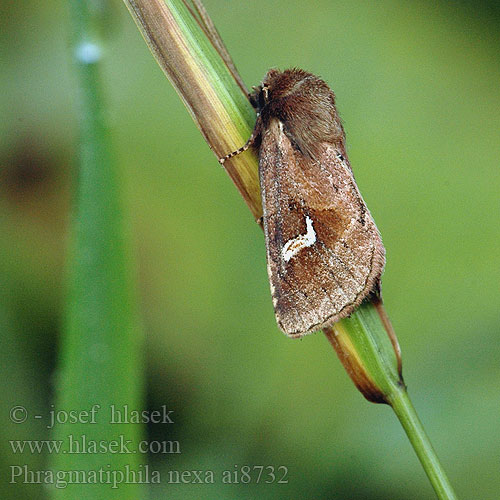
(259, 121, 384, 337)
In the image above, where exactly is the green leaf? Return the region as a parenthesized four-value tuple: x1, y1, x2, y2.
(49, 2, 144, 498)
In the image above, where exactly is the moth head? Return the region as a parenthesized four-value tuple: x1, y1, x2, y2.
(248, 69, 281, 112)
(249, 84, 270, 113)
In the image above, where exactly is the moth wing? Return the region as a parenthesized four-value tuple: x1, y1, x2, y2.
(259, 119, 385, 337)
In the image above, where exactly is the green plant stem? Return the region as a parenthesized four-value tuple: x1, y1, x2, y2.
(122, 1, 459, 498)
(389, 389, 458, 500)
(328, 300, 458, 499)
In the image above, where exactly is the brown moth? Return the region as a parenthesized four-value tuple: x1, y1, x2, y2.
(220, 68, 385, 338)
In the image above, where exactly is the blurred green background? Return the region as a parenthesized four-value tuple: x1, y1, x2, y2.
(1, 0, 499, 498)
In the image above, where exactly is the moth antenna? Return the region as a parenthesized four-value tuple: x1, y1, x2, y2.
(218, 128, 259, 165)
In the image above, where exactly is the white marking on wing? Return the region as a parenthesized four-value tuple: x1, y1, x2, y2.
(282, 216, 317, 262)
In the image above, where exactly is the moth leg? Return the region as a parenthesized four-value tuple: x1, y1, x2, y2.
(218, 118, 262, 164)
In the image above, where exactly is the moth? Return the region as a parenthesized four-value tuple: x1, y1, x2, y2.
(220, 68, 385, 338)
